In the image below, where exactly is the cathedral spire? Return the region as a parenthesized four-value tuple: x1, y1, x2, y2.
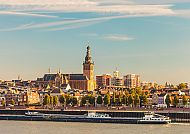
(84, 45, 92, 64)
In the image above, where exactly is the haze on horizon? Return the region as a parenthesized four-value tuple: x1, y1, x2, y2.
(0, 0, 190, 85)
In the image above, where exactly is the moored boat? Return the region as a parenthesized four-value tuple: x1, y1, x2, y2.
(138, 112, 171, 124)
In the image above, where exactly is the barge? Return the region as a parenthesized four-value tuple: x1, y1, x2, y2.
(0, 111, 171, 124)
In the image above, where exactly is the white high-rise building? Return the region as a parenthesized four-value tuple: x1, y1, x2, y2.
(111, 70, 123, 86)
(123, 74, 140, 88)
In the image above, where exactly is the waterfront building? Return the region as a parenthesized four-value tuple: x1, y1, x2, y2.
(157, 93, 167, 108)
(19, 90, 40, 105)
(123, 74, 140, 88)
(37, 46, 95, 91)
(111, 70, 123, 86)
(5, 90, 19, 106)
(96, 74, 112, 88)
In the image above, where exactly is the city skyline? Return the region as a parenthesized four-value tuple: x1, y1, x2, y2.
(0, 0, 190, 84)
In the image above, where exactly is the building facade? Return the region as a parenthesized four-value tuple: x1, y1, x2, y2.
(123, 74, 140, 88)
(96, 74, 112, 88)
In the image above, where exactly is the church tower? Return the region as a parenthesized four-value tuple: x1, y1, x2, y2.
(83, 46, 94, 80)
(83, 46, 95, 91)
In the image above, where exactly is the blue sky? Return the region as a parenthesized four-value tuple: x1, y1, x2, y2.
(0, 0, 190, 84)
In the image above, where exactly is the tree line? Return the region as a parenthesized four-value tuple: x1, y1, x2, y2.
(165, 94, 188, 107)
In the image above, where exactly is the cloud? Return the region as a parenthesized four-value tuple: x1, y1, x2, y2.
(0, 23, 34, 32)
(45, 20, 104, 31)
(0, 11, 58, 18)
(174, 10, 190, 19)
(103, 34, 134, 41)
(0, 0, 188, 32)
(0, 14, 149, 31)
(81, 33, 134, 41)
(132, 0, 190, 4)
(0, 0, 174, 16)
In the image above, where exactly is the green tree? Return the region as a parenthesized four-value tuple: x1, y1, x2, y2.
(1, 99, 5, 106)
(182, 95, 188, 106)
(117, 95, 122, 105)
(135, 87, 142, 95)
(112, 92, 116, 105)
(128, 94, 134, 106)
(96, 95, 103, 105)
(71, 97, 78, 106)
(59, 95, 65, 106)
(122, 95, 127, 105)
(43, 94, 50, 106)
(65, 95, 71, 105)
(178, 83, 188, 89)
(88, 95, 95, 106)
(173, 95, 179, 107)
(165, 94, 171, 108)
(81, 96, 87, 106)
(104, 93, 110, 106)
(11, 99, 15, 105)
(50, 96, 53, 106)
(53, 96, 58, 106)
(134, 94, 140, 107)
(142, 94, 148, 106)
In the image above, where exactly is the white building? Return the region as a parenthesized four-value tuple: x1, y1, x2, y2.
(123, 74, 140, 88)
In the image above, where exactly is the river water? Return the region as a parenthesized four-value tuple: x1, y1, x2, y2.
(0, 121, 189, 134)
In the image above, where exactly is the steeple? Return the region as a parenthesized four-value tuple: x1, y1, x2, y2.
(84, 46, 92, 64)
(83, 45, 95, 91)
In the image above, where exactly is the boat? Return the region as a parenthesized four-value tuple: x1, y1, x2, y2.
(85, 111, 111, 119)
(25, 111, 48, 117)
(138, 112, 171, 124)
(8, 111, 171, 124)
(25, 111, 40, 116)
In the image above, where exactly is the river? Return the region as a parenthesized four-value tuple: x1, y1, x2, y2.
(0, 121, 189, 134)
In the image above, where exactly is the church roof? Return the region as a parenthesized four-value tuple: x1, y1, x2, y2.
(43, 74, 57, 81)
(69, 74, 88, 80)
(43, 73, 88, 81)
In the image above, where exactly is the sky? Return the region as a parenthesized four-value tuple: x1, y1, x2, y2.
(0, 0, 190, 84)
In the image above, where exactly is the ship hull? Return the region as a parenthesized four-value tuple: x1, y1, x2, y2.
(0, 115, 170, 124)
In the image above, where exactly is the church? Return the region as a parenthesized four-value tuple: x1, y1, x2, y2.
(37, 46, 96, 91)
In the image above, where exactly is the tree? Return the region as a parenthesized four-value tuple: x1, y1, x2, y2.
(165, 94, 171, 108)
(65, 95, 71, 105)
(53, 96, 58, 107)
(142, 94, 148, 106)
(173, 95, 179, 107)
(88, 95, 95, 106)
(117, 95, 122, 105)
(1, 99, 5, 106)
(182, 95, 188, 106)
(71, 97, 78, 106)
(81, 96, 87, 106)
(43, 94, 50, 106)
(104, 93, 110, 106)
(122, 95, 127, 105)
(128, 94, 134, 107)
(97, 95, 103, 105)
(135, 87, 142, 95)
(50, 96, 53, 106)
(134, 94, 140, 107)
(59, 95, 65, 106)
(112, 92, 116, 105)
(11, 99, 15, 105)
(178, 83, 188, 89)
